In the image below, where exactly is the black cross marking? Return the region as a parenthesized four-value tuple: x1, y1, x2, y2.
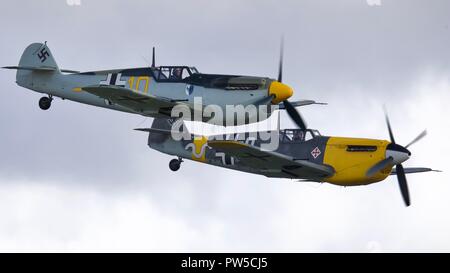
(100, 73, 126, 87)
(110, 73, 117, 85)
(37, 47, 50, 63)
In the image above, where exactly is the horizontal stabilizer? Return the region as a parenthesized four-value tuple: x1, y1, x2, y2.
(135, 128, 173, 134)
(2, 66, 79, 73)
(134, 126, 201, 137)
(60, 69, 80, 73)
(2, 65, 56, 72)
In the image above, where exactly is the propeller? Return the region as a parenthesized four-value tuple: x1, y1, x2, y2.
(385, 110, 412, 206)
(276, 38, 308, 130)
(366, 108, 431, 206)
(378, 109, 428, 207)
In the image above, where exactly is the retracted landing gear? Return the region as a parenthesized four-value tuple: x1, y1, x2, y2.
(38, 95, 53, 110)
(169, 158, 183, 172)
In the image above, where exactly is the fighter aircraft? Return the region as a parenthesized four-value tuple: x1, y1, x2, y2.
(136, 107, 438, 207)
(3, 41, 320, 125)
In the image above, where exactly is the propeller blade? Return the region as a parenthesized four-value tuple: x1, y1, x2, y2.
(277, 37, 284, 82)
(384, 108, 396, 144)
(366, 157, 394, 177)
(283, 100, 307, 130)
(405, 130, 427, 148)
(396, 164, 411, 207)
(275, 37, 308, 130)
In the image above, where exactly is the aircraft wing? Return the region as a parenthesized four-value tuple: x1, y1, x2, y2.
(82, 85, 177, 114)
(208, 140, 334, 179)
(390, 167, 441, 175)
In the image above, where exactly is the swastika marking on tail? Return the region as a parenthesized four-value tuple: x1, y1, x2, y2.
(37, 48, 50, 63)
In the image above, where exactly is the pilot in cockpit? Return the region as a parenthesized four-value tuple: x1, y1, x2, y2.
(292, 130, 304, 142)
(170, 67, 183, 80)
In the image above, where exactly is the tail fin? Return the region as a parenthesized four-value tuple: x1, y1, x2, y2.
(135, 118, 178, 146)
(18, 42, 59, 71)
(2, 42, 60, 88)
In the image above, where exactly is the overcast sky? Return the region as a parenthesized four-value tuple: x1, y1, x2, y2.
(0, 0, 449, 252)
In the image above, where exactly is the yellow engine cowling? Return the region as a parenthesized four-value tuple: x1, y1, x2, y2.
(323, 137, 392, 186)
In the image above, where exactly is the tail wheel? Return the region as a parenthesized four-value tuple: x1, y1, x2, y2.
(38, 96, 52, 110)
(169, 159, 181, 171)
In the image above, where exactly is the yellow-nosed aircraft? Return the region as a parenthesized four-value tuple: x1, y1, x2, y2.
(137, 110, 438, 207)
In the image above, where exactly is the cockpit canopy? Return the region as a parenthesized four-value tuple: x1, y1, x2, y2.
(151, 66, 199, 82)
(280, 129, 321, 142)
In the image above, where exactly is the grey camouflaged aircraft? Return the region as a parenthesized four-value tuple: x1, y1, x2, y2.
(3, 42, 320, 125)
(138, 110, 438, 207)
